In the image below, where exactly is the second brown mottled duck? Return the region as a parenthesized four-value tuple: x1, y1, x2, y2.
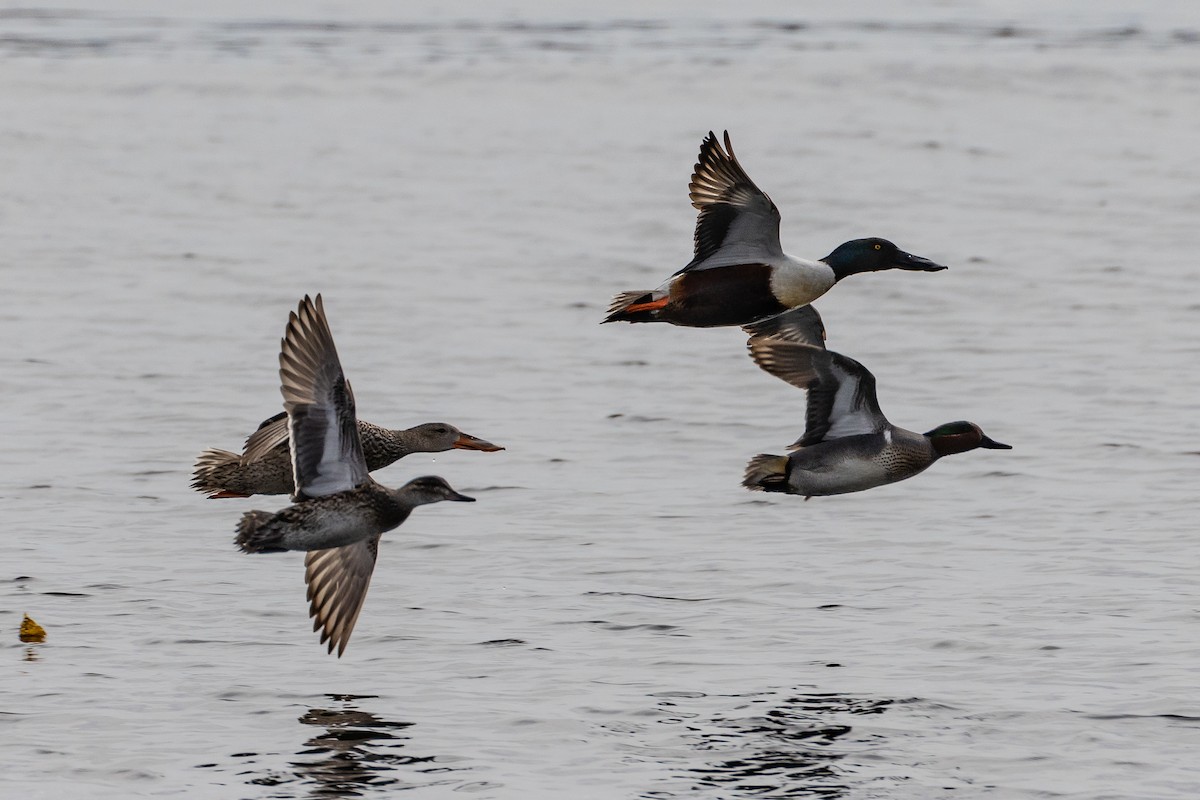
(194, 412, 501, 499)
(233, 294, 478, 657)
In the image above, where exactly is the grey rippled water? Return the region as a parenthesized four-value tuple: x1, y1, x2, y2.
(3, 1, 1199, 798)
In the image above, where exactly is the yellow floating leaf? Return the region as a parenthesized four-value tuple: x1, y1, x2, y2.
(20, 614, 46, 643)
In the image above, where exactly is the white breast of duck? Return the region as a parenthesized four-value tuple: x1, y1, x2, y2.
(768, 256, 837, 309)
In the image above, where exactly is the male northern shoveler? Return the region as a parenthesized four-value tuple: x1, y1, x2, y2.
(194, 414, 501, 499)
(603, 131, 947, 327)
(742, 305, 1010, 497)
(232, 295, 476, 657)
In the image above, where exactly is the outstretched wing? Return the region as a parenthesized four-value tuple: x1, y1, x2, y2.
(278, 294, 369, 498)
(742, 304, 827, 345)
(747, 326, 887, 446)
(241, 411, 290, 462)
(680, 130, 783, 272)
(304, 538, 379, 657)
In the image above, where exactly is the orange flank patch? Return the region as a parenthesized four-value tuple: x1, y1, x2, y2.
(208, 490, 252, 499)
(623, 297, 670, 314)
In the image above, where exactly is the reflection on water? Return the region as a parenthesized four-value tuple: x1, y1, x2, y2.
(290, 694, 419, 797)
(236, 694, 474, 798)
(650, 690, 893, 799)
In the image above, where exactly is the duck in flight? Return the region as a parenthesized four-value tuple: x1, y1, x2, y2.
(233, 295, 477, 656)
(193, 414, 501, 499)
(742, 305, 1010, 498)
(604, 131, 947, 328)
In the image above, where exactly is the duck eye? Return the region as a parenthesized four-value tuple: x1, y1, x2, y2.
(873, 243, 881, 250)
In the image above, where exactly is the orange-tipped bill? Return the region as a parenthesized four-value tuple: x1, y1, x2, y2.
(453, 433, 504, 452)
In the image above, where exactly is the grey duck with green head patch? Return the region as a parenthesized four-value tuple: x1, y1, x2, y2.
(741, 305, 1010, 498)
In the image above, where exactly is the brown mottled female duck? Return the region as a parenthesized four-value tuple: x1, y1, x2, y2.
(232, 295, 477, 656)
(194, 411, 500, 499)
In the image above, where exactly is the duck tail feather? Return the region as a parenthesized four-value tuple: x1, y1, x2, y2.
(602, 290, 660, 323)
(235, 510, 287, 553)
(742, 453, 790, 492)
(192, 448, 245, 498)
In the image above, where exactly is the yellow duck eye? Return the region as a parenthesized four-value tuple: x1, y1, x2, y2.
(874, 243, 881, 250)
